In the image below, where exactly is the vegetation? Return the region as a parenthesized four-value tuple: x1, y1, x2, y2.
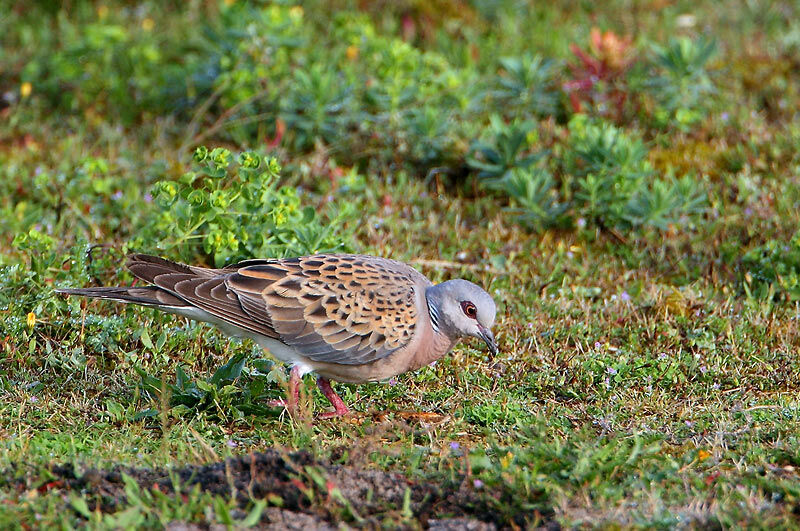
(2, 0, 800, 527)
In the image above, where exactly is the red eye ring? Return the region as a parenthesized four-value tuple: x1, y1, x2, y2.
(460, 301, 478, 319)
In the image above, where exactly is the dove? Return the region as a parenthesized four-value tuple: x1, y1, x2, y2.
(57, 253, 498, 418)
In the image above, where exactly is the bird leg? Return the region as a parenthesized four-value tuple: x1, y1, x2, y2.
(316, 376, 350, 419)
(267, 365, 301, 413)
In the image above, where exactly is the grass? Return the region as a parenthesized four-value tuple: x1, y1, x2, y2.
(2, 0, 800, 528)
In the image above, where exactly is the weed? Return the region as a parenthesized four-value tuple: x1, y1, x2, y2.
(646, 37, 717, 131)
(742, 230, 800, 301)
(139, 146, 354, 266)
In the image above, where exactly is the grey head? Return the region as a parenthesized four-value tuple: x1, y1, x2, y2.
(425, 279, 498, 355)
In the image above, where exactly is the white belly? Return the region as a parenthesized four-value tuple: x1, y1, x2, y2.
(163, 305, 315, 376)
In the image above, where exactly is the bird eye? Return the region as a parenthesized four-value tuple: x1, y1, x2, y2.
(460, 301, 477, 319)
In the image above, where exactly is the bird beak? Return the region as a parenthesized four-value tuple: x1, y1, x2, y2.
(478, 325, 498, 357)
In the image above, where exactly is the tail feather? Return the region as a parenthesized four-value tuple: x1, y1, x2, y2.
(126, 254, 217, 284)
(55, 286, 188, 307)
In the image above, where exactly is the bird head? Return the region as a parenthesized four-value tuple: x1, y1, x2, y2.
(426, 279, 498, 356)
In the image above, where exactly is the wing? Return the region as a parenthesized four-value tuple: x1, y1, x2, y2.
(227, 255, 422, 365)
(127, 254, 423, 365)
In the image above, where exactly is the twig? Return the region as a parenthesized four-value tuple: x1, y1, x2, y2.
(179, 79, 230, 155)
(188, 87, 274, 150)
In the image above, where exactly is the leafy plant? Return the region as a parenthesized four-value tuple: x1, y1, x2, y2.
(467, 116, 545, 183)
(646, 37, 717, 130)
(623, 173, 707, 230)
(741, 231, 800, 301)
(492, 54, 561, 119)
(495, 168, 568, 231)
(137, 146, 353, 266)
(136, 352, 283, 420)
(280, 64, 355, 151)
(483, 115, 707, 232)
(563, 28, 636, 120)
(565, 114, 651, 226)
(564, 114, 651, 180)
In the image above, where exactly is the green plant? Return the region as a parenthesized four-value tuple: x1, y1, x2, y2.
(70, 474, 265, 527)
(280, 65, 355, 151)
(623, 173, 707, 230)
(20, 6, 210, 122)
(564, 114, 651, 180)
(467, 116, 544, 183)
(138, 146, 353, 266)
(487, 115, 707, 232)
(496, 168, 568, 231)
(136, 351, 285, 420)
(741, 231, 800, 301)
(565, 114, 651, 226)
(492, 54, 561, 119)
(646, 37, 717, 130)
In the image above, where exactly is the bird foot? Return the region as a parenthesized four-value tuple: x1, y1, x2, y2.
(267, 366, 302, 414)
(267, 370, 352, 420)
(316, 376, 351, 419)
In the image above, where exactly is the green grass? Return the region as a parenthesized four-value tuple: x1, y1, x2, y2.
(2, 0, 800, 528)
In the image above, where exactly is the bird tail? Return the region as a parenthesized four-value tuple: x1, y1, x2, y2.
(126, 253, 217, 283)
(57, 253, 216, 308)
(55, 286, 188, 307)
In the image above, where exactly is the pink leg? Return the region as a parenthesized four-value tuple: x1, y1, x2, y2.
(267, 366, 301, 414)
(316, 377, 350, 419)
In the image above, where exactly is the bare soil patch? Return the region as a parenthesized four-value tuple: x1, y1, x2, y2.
(20, 449, 555, 529)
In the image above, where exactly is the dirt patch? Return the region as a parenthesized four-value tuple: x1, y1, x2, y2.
(22, 449, 555, 529)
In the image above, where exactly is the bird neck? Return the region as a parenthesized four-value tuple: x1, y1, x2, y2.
(423, 284, 458, 354)
(425, 289, 443, 334)
(401, 290, 454, 372)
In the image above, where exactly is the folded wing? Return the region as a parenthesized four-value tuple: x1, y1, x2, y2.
(126, 254, 421, 365)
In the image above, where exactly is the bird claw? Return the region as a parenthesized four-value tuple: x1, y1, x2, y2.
(316, 405, 350, 420)
(266, 370, 351, 421)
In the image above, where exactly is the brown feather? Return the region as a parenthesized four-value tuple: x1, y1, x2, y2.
(120, 253, 429, 366)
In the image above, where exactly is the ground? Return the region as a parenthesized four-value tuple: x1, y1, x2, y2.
(2, 1, 800, 529)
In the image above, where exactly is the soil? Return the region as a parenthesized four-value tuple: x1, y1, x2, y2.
(23, 449, 557, 529)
